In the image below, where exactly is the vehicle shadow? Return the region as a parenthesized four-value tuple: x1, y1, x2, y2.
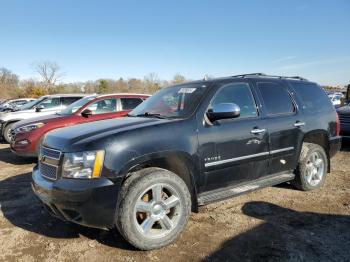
(204, 201, 350, 262)
(0, 172, 136, 251)
(340, 139, 350, 152)
(0, 146, 36, 165)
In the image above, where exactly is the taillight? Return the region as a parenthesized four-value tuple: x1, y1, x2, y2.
(336, 113, 340, 136)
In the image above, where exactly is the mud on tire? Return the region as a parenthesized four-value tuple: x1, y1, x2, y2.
(292, 142, 328, 191)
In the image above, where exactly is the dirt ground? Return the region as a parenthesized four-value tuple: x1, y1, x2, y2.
(0, 143, 349, 262)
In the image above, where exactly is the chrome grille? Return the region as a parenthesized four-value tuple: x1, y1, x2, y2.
(39, 162, 58, 180)
(10, 129, 16, 141)
(339, 115, 350, 122)
(41, 147, 61, 160)
(39, 146, 62, 180)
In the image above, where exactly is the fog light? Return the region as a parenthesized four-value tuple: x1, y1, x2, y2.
(17, 139, 29, 145)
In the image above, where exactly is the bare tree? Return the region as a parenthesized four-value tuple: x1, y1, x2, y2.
(172, 73, 186, 84)
(33, 61, 63, 87)
(143, 73, 161, 93)
(0, 67, 20, 98)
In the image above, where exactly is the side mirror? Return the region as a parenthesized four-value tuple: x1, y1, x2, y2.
(35, 105, 44, 112)
(207, 103, 240, 121)
(81, 109, 93, 118)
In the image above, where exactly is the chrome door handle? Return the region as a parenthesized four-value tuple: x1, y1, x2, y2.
(251, 128, 266, 134)
(294, 121, 305, 127)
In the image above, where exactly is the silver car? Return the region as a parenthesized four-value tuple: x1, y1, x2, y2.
(0, 94, 85, 143)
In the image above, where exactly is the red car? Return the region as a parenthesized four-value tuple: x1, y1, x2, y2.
(10, 93, 149, 157)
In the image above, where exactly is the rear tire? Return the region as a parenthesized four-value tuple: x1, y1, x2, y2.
(116, 167, 191, 250)
(292, 142, 328, 191)
(3, 123, 14, 144)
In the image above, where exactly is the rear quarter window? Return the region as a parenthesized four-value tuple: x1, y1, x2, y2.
(121, 98, 144, 110)
(289, 82, 332, 113)
(61, 97, 83, 105)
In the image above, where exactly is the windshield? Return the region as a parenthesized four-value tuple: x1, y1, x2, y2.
(129, 83, 208, 119)
(60, 96, 96, 115)
(18, 98, 44, 110)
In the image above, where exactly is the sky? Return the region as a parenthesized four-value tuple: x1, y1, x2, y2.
(0, 0, 349, 86)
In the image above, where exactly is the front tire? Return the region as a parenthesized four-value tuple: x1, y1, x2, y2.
(116, 168, 191, 250)
(292, 142, 328, 191)
(3, 123, 14, 144)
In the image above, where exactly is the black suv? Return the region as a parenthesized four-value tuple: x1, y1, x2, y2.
(32, 74, 341, 250)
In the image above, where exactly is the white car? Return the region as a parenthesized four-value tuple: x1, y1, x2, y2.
(328, 93, 344, 107)
(0, 94, 85, 143)
(0, 98, 36, 112)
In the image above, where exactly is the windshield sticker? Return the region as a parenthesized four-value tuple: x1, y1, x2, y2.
(178, 88, 196, 94)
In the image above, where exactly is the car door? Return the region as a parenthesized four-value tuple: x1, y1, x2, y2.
(198, 81, 269, 192)
(254, 80, 304, 175)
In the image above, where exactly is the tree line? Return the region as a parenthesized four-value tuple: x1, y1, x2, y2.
(0, 61, 188, 99)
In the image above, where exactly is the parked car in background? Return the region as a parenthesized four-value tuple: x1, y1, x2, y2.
(328, 93, 344, 108)
(32, 74, 341, 250)
(11, 93, 149, 157)
(0, 99, 9, 106)
(336, 84, 350, 141)
(0, 98, 36, 112)
(0, 94, 85, 143)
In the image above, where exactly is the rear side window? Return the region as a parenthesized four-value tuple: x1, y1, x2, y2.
(61, 97, 82, 105)
(121, 98, 143, 110)
(290, 82, 332, 113)
(257, 82, 294, 115)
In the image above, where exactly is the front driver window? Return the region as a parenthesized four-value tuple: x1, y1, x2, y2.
(211, 82, 258, 118)
(86, 98, 117, 114)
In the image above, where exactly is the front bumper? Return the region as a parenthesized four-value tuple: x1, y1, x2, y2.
(11, 140, 37, 158)
(329, 136, 342, 158)
(10, 131, 38, 157)
(32, 165, 118, 229)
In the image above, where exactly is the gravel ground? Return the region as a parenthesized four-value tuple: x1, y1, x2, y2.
(0, 143, 349, 262)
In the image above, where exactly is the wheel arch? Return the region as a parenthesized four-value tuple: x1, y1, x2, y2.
(1, 120, 19, 136)
(119, 151, 200, 212)
(302, 130, 330, 172)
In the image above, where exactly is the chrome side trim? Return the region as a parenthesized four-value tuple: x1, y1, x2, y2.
(270, 147, 294, 154)
(205, 151, 269, 167)
(205, 147, 295, 167)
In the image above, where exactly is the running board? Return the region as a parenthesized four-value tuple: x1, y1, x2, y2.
(198, 172, 295, 205)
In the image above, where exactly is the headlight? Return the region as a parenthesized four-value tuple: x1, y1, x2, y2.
(62, 150, 105, 179)
(16, 122, 45, 133)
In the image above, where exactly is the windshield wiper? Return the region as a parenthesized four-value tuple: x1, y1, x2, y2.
(132, 112, 169, 119)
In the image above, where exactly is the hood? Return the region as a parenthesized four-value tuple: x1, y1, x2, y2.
(43, 117, 169, 152)
(0, 108, 59, 122)
(0, 109, 36, 121)
(337, 105, 350, 115)
(11, 113, 66, 130)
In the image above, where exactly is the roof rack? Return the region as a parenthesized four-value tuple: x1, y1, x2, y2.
(232, 73, 308, 81)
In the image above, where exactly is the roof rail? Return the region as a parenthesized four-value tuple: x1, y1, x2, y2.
(232, 73, 308, 81)
(232, 73, 266, 78)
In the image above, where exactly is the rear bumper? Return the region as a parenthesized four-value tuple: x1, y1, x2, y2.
(329, 136, 342, 158)
(32, 165, 118, 229)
